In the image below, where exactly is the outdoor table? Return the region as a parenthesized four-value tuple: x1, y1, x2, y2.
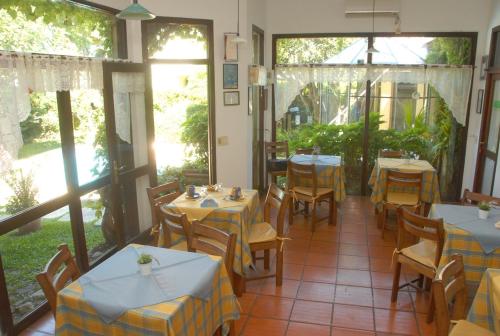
(369, 158, 440, 209)
(164, 187, 262, 277)
(468, 268, 500, 333)
(288, 154, 346, 202)
(430, 204, 500, 296)
(55, 244, 240, 336)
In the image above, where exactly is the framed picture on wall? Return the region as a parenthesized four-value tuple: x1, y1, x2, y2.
(224, 33, 238, 62)
(224, 91, 240, 106)
(480, 55, 489, 80)
(223, 63, 238, 89)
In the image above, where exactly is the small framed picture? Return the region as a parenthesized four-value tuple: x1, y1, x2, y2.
(224, 91, 240, 106)
(223, 63, 238, 89)
(480, 55, 488, 80)
(476, 89, 484, 114)
(224, 33, 238, 62)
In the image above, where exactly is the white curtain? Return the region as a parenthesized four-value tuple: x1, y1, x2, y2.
(274, 64, 473, 125)
(0, 53, 104, 162)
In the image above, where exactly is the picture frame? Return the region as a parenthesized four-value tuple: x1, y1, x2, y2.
(480, 55, 488, 80)
(224, 91, 240, 106)
(476, 89, 484, 114)
(223, 63, 238, 89)
(224, 33, 238, 62)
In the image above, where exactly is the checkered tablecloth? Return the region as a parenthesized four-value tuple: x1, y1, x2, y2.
(165, 189, 263, 275)
(55, 247, 240, 336)
(288, 155, 346, 202)
(369, 158, 440, 208)
(467, 268, 500, 333)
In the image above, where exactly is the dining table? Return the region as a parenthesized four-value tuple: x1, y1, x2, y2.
(369, 158, 441, 210)
(430, 204, 500, 295)
(55, 244, 240, 336)
(468, 268, 500, 334)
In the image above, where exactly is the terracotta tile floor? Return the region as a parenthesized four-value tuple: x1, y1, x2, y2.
(22, 196, 437, 336)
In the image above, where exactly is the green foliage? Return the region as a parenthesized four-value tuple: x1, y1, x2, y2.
(426, 37, 471, 65)
(4, 170, 39, 215)
(478, 202, 491, 211)
(19, 93, 59, 144)
(276, 37, 359, 64)
(180, 104, 209, 166)
(146, 23, 207, 56)
(17, 141, 60, 159)
(137, 253, 153, 264)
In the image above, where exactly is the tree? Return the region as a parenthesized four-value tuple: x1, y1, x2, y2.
(276, 37, 357, 64)
(425, 37, 471, 65)
(180, 104, 209, 166)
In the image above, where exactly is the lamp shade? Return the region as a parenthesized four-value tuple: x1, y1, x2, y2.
(233, 35, 247, 44)
(116, 3, 155, 20)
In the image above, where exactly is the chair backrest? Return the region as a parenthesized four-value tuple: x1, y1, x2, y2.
(189, 221, 237, 282)
(263, 184, 290, 236)
(265, 141, 289, 160)
(386, 170, 423, 198)
(147, 181, 182, 245)
(287, 161, 318, 197)
(156, 207, 191, 248)
(379, 149, 404, 158)
(396, 207, 445, 267)
(461, 189, 500, 206)
(432, 254, 467, 336)
(295, 148, 314, 155)
(36, 244, 81, 316)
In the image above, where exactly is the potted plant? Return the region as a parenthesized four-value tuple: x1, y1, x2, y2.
(137, 253, 154, 275)
(4, 169, 40, 235)
(478, 202, 491, 220)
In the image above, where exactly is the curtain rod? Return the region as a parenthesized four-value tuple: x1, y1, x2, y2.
(275, 63, 474, 69)
(0, 50, 130, 63)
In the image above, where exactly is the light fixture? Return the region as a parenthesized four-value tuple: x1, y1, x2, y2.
(394, 14, 401, 35)
(367, 0, 379, 54)
(233, 0, 246, 44)
(116, 0, 155, 21)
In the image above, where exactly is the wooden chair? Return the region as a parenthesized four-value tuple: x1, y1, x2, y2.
(379, 170, 423, 238)
(247, 184, 290, 286)
(295, 148, 314, 155)
(392, 207, 445, 323)
(156, 207, 191, 251)
(36, 244, 81, 316)
(432, 254, 495, 336)
(461, 189, 500, 206)
(378, 149, 405, 158)
(287, 161, 336, 232)
(147, 181, 182, 246)
(265, 141, 289, 185)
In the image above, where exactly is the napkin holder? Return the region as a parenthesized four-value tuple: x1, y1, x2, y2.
(201, 198, 218, 208)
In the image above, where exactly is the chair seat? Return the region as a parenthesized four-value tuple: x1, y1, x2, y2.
(450, 320, 495, 336)
(249, 222, 277, 244)
(267, 159, 288, 172)
(386, 191, 419, 205)
(400, 239, 437, 270)
(293, 186, 333, 198)
(170, 240, 188, 251)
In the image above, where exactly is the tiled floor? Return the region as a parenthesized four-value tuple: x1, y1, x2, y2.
(21, 196, 436, 336)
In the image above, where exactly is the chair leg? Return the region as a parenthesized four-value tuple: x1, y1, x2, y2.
(276, 247, 283, 286)
(380, 207, 387, 238)
(228, 321, 235, 336)
(289, 197, 294, 226)
(417, 274, 424, 288)
(391, 261, 402, 302)
(427, 286, 435, 323)
(251, 252, 256, 264)
(329, 194, 335, 226)
(311, 200, 317, 232)
(264, 250, 270, 270)
(304, 201, 309, 215)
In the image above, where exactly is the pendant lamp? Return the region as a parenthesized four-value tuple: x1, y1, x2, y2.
(367, 0, 379, 54)
(233, 0, 246, 44)
(116, 0, 155, 21)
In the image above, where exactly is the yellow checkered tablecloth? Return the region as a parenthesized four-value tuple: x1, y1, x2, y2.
(55, 246, 240, 336)
(165, 189, 263, 276)
(468, 268, 500, 333)
(369, 158, 440, 208)
(288, 155, 346, 202)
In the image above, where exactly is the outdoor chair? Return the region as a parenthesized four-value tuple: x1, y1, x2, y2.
(147, 181, 182, 246)
(265, 141, 289, 186)
(295, 148, 314, 155)
(461, 188, 500, 206)
(378, 149, 405, 158)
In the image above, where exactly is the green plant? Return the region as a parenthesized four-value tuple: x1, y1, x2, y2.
(180, 103, 209, 166)
(4, 170, 39, 215)
(137, 253, 153, 264)
(478, 202, 491, 211)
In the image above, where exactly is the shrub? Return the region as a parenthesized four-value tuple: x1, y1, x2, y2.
(4, 169, 39, 215)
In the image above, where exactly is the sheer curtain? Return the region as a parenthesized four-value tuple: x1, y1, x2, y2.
(274, 64, 473, 125)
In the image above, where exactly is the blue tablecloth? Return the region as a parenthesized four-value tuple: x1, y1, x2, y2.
(80, 245, 219, 323)
(430, 204, 500, 254)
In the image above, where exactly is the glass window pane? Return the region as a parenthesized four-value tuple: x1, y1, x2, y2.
(1, 207, 75, 323)
(146, 22, 208, 60)
(487, 81, 500, 153)
(494, 33, 500, 68)
(276, 37, 367, 64)
(0, 93, 67, 221)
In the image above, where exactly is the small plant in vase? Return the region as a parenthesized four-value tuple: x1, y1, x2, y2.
(137, 253, 153, 275)
(478, 202, 491, 220)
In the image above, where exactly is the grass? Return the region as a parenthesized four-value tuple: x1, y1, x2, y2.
(18, 141, 61, 159)
(0, 217, 105, 321)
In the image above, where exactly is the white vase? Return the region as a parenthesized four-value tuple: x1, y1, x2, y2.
(139, 262, 152, 276)
(478, 209, 490, 220)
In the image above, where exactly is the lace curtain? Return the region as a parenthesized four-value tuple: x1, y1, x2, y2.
(275, 64, 473, 125)
(0, 53, 104, 160)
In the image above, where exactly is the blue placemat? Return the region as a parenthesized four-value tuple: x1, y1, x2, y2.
(80, 245, 219, 323)
(431, 204, 500, 254)
(291, 155, 341, 166)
